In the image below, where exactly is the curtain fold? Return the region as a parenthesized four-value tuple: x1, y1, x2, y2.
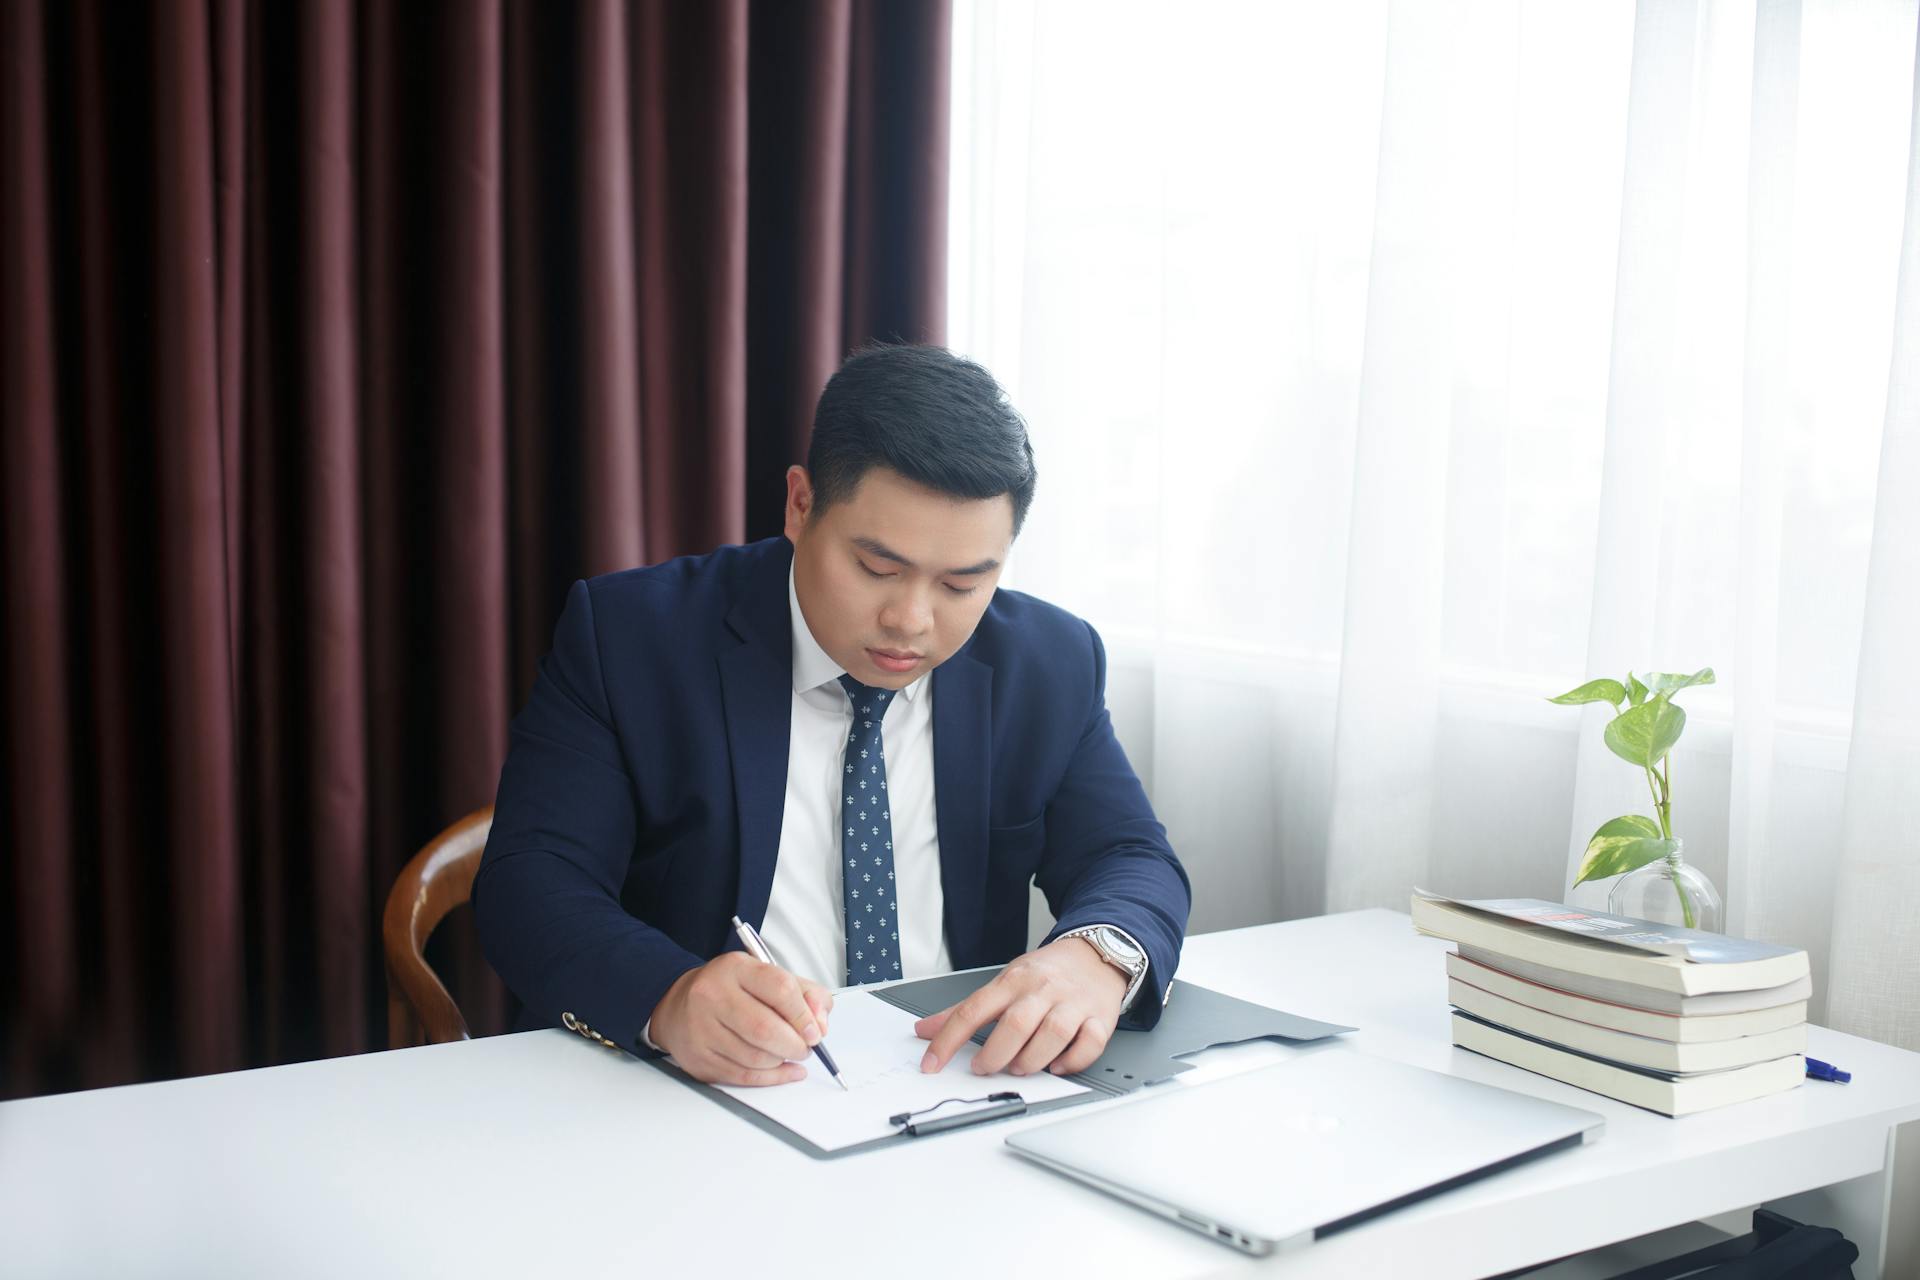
(2, 0, 74, 1092)
(0, 0, 950, 1099)
(1321, 0, 1455, 913)
(1724, 0, 1800, 946)
(1825, 17, 1920, 1050)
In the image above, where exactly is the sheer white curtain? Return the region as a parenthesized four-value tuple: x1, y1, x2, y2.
(950, 0, 1920, 1046)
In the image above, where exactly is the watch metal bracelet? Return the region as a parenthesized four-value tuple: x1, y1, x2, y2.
(1061, 924, 1150, 1012)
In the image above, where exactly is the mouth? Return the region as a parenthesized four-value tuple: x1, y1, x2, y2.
(866, 648, 924, 675)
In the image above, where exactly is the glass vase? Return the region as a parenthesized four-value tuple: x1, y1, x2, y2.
(1606, 839, 1722, 933)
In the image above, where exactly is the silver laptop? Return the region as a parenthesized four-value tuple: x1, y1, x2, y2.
(1005, 1049, 1603, 1256)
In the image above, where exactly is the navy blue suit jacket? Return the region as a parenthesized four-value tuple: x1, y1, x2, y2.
(474, 537, 1190, 1054)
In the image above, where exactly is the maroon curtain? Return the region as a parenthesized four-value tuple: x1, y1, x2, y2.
(0, 0, 949, 1099)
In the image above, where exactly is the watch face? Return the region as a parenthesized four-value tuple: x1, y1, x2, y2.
(1094, 928, 1143, 967)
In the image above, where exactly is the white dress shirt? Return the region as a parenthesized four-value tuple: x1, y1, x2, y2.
(760, 566, 952, 986)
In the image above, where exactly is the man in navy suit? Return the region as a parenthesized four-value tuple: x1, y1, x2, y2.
(475, 345, 1190, 1086)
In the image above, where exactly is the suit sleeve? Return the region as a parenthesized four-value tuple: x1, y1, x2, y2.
(1033, 621, 1191, 1030)
(472, 579, 702, 1055)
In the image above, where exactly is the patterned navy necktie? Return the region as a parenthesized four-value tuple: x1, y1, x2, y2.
(838, 674, 900, 985)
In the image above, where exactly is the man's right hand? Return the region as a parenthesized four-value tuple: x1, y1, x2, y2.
(648, 953, 833, 1086)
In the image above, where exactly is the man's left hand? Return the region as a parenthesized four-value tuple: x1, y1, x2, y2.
(914, 936, 1128, 1077)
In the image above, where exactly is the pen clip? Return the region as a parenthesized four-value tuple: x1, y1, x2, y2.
(889, 1092, 1026, 1137)
(730, 915, 775, 965)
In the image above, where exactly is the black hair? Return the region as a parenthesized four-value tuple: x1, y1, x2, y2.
(807, 345, 1037, 536)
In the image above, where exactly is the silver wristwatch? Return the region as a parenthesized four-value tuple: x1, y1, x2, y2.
(1061, 924, 1150, 1011)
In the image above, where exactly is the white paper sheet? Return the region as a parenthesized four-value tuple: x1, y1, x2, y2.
(698, 989, 1091, 1151)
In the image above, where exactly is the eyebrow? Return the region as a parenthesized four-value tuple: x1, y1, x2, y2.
(853, 536, 1000, 578)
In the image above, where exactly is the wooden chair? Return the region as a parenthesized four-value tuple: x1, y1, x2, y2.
(383, 806, 492, 1048)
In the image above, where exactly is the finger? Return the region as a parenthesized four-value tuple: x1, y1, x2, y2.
(717, 986, 812, 1062)
(1048, 1018, 1114, 1076)
(913, 1008, 951, 1041)
(698, 1054, 807, 1088)
(740, 962, 823, 1048)
(710, 1022, 788, 1071)
(1009, 1008, 1083, 1077)
(922, 986, 1015, 1073)
(970, 997, 1048, 1076)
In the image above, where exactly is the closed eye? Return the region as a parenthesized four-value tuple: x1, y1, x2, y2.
(856, 557, 896, 579)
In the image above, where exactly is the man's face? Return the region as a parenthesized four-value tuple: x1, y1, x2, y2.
(784, 465, 1014, 689)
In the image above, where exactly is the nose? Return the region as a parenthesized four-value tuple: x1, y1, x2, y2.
(878, 581, 934, 640)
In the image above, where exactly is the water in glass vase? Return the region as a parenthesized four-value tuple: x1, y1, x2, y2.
(1606, 839, 1722, 932)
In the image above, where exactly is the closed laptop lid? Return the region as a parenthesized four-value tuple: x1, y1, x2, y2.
(1005, 1048, 1603, 1254)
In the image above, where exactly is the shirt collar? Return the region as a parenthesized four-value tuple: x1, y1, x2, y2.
(788, 563, 926, 702)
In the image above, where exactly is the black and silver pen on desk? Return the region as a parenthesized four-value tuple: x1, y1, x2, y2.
(730, 915, 848, 1091)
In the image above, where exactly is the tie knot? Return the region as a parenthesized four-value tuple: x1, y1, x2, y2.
(837, 674, 893, 714)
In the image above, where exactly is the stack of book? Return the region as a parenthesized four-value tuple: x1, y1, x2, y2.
(1411, 893, 1812, 1117)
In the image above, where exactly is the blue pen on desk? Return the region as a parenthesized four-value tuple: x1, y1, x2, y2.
(730, 915, 848, 1091)
(1806, 1057, 1852, 1083)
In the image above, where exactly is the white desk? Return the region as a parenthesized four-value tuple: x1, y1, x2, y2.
(5, 909, 1917, 1279)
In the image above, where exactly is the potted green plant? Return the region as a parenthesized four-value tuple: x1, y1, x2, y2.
(1549, 667, 1721, 931)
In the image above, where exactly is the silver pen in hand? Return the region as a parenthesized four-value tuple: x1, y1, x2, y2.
(729, 915, 848, 1091)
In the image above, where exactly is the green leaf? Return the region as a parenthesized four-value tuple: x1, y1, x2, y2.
(1603, 697, 1687, 767)
(1548, 678, 1627, 708)
(1594, 813, 1664, 839)
(1645, 667, 1716, 697)
(1627, 673, 1648, 707)
(1573, 817, 1678, 886)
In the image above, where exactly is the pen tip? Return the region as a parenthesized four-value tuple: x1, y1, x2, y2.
(836, 1075, 850, 1091)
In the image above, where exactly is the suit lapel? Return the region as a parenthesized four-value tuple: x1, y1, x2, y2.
(718, 543, 794, 928)
(932, 649, 992, 963)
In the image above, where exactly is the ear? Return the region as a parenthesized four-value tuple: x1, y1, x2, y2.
(783, 466, 815, 543)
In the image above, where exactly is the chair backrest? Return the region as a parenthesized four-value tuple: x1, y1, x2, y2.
(383, 807, 493, 1048)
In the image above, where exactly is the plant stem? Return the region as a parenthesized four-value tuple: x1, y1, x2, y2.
(1667, 857, 1695, 928)
(1643, 766, 1668, 837)
(1659, 753, 1692, 926)
(1658, 755, 1673, 835)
